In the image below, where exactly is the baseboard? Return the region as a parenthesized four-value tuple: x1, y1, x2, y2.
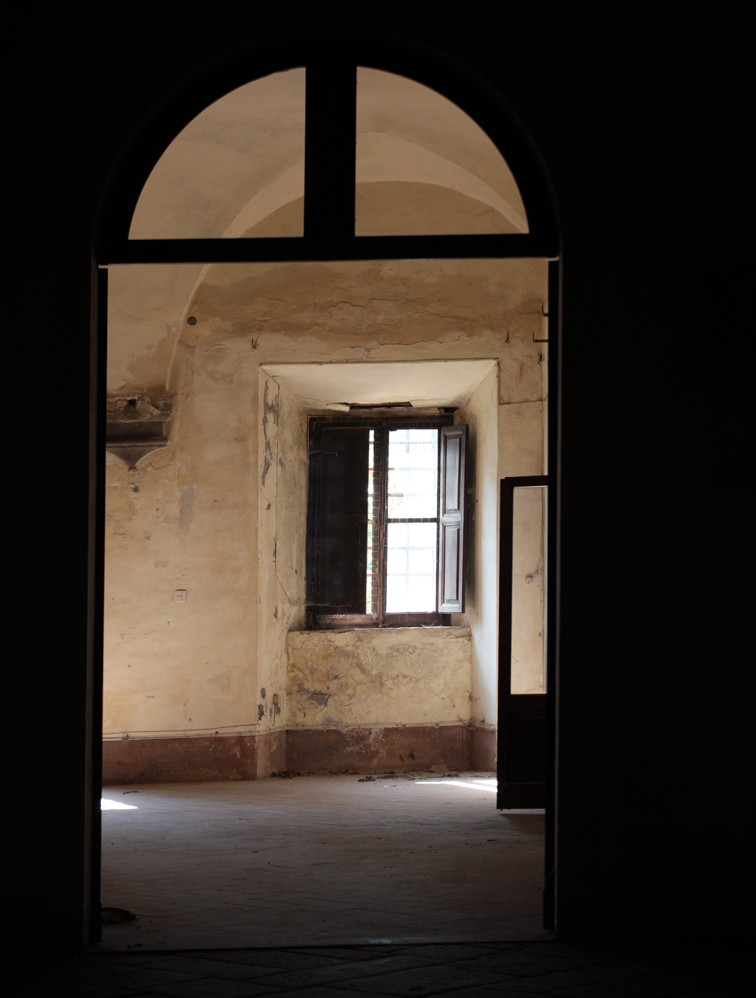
(470, 726, 497, 770)
(285, 724, 476, 774)
(102, 734, 260, 785)
(102, 724, 494, 785)
(255, 729, 287, 777)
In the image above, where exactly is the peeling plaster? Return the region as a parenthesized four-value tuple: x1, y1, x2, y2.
(179, 484, 199, 528)
(260, 380, 279, 488)
(287, 628, 472, 728)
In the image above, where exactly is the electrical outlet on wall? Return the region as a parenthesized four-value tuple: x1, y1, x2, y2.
(174, 590, 187, 602)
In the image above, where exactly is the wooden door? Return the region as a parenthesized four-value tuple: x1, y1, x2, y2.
(497, 476, 549, 808)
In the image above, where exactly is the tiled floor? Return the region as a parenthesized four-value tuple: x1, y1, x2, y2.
(99, 773, 546, 950)
(29, 773, 743, 997)
(10, 940, 750, 997)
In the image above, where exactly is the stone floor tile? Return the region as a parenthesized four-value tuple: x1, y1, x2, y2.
(187, 950, 349, 971)
(61, 966, 204, 989)
(148, 978, 285, 998)
(550, 972, 748, 998)
(496, 962, 668, 993)
(257, 990, 400, 998)
(333, 961, 513, 995)
(345, 947, 418, 957)
(447, 948, 606, 979)
(8, 940, 751, 998)
(254, 955, 429, 991)
(358, 944, 497, 964)
(287, 948, 408, 962)
(26, 983, 145, 998)
(680, 990, 753, 998)
(440, 990, 553, 998)
(100, 954, 279, 980)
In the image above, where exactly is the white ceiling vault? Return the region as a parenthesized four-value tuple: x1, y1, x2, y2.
(110, 67, 537, 399)
(130, 67, 527, 240)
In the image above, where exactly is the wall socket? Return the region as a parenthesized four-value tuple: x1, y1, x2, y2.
(174, 590, 187, 602)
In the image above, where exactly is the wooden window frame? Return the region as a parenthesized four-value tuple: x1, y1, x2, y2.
(307, 412, 457, 630)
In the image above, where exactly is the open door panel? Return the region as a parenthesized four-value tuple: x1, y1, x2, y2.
(497, 476, 548, 809)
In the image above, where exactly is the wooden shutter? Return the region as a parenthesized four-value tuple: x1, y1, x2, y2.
(437, 424, 468, 612)
(313, 425, 369, 615)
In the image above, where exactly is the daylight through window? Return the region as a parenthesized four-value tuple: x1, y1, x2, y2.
(307, 416, 467, 629)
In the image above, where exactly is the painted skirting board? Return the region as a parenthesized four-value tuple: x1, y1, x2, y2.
(102, 725, 495, 785)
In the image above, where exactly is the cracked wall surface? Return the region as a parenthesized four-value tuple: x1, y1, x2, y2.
(104, 257, 546, 740)
(287, 628, 472, 728)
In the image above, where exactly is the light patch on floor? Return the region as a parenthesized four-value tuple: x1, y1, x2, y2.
(99, 773, 547, 951)
(418, 777, 498, 792)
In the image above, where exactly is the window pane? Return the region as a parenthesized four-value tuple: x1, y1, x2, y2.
(130, 69, 305, 239)
(355, 67, 528, 236)
(386, 522, 437, 613)
(387, 428, 438, 519)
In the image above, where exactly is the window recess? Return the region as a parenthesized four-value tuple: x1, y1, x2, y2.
(307, 415, 468, 629)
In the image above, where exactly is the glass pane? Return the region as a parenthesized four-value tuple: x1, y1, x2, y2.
(387, 428, 438, 519)
(511, 487, 547, 694)
(130, 69, 305, 239)
(386, 522, 438, 613)
(355, 67, 528, 236)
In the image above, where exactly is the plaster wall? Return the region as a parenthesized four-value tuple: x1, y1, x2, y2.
(256, 372, 308, 733)
(457, 367, 499, 726)
(104, 330, 259, 738)
(287, 627, 472, 728)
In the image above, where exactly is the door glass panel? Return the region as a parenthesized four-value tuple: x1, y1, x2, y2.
(511, 486, 547, 694)
(386, 522, 438, 612)
(355, 67, 528, 236)
(130, 68, 305, 239)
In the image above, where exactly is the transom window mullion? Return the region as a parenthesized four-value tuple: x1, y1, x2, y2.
(304, 57, 357, 244)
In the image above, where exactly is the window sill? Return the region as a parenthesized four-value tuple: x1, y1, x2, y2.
(310, 612, 451, 631)
(291, 624, 470, 636)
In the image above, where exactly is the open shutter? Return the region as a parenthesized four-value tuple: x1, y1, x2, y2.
(437, 424, 468, 612)
(314, 425, 370, 615)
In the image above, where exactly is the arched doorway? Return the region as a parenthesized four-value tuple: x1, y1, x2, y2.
(94, 38, 560, 947)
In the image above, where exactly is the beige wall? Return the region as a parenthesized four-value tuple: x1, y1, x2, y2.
(287, 628, 472, 728)
(256, 372, 308, 731)
(104, 331, 260, 739)
(457, 367, 499, 726)
(104, 256, 546, 742)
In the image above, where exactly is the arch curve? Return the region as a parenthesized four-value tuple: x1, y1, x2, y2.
(96, 35, 559, 257)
